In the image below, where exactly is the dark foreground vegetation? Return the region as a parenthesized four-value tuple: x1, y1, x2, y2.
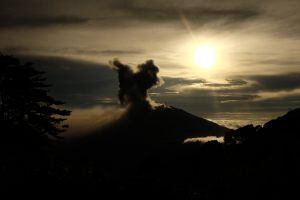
(1, 55, 300, 199)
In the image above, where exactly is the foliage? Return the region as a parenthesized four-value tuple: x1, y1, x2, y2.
(0, 54, 71, 144)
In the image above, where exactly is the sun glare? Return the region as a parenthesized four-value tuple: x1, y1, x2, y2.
(194, 45, 216, 68)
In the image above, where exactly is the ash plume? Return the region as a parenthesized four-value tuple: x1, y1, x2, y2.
(111, 59, 162, 110)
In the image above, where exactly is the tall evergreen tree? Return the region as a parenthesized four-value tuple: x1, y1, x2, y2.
(0, 54, 71, 145)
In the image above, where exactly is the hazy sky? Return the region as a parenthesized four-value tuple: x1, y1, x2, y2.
(1, 0, 300, 128)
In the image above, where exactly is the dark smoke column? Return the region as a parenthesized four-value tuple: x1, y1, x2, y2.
(112, 59, 161, 110)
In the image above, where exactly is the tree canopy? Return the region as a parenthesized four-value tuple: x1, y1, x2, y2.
(0, 54, 71, 145)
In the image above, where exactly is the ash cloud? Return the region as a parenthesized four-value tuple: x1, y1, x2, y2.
(111, 59, 162, 110)
(66, 59, 164, 138)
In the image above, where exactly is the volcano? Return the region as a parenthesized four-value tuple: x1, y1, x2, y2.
(78, 105, 230, 146)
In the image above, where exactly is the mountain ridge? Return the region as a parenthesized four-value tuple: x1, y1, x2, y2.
(76, 105, 230, 146)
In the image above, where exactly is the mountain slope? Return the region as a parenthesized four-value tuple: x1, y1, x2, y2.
(225, 108, 300, 145)
(263, 108, 300, 135)
(82, 105, 230, 146)
(141, 106, 229, 142)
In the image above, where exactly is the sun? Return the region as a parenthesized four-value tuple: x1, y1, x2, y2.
(194, 45, 216, 68)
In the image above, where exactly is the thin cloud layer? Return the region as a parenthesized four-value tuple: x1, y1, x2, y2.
(247, 73, 300, 92)
(0, 16, 89, 28)
(108, 6, 261, 26)
(18, 55, 118, 108)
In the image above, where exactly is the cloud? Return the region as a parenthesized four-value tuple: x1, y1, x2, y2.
(0, 15, 89, 28)
(121, 6, 260, 23)
(149, 72, 300, 117)
(184, 136, 224, 144)
(1, 46, 144, 57)
(246, 73, 300, 92)
(162, 76, 206, 85)
(219, 94, 258, 103)
(0, 0, 262, 29)
(17, 54, 118, 108)
(226, 79, 248, 86)
(203, 79, 248, 88)
(63, 106, 126, 138)
(1, 46, 31, 54)
(167, 73, 300, 100)
(111, 59, 162, 110)
(100, 50, 144, 55)
(163, 78, 249, 93)
(57, 48, 145, 56)
(105, 0, 261, 26)
(239, 57, 300, 68)
(89, 6, 261, 29)
(255, 88, 300, 101)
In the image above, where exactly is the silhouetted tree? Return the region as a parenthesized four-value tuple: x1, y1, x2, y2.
(0, 54, 71, 145)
